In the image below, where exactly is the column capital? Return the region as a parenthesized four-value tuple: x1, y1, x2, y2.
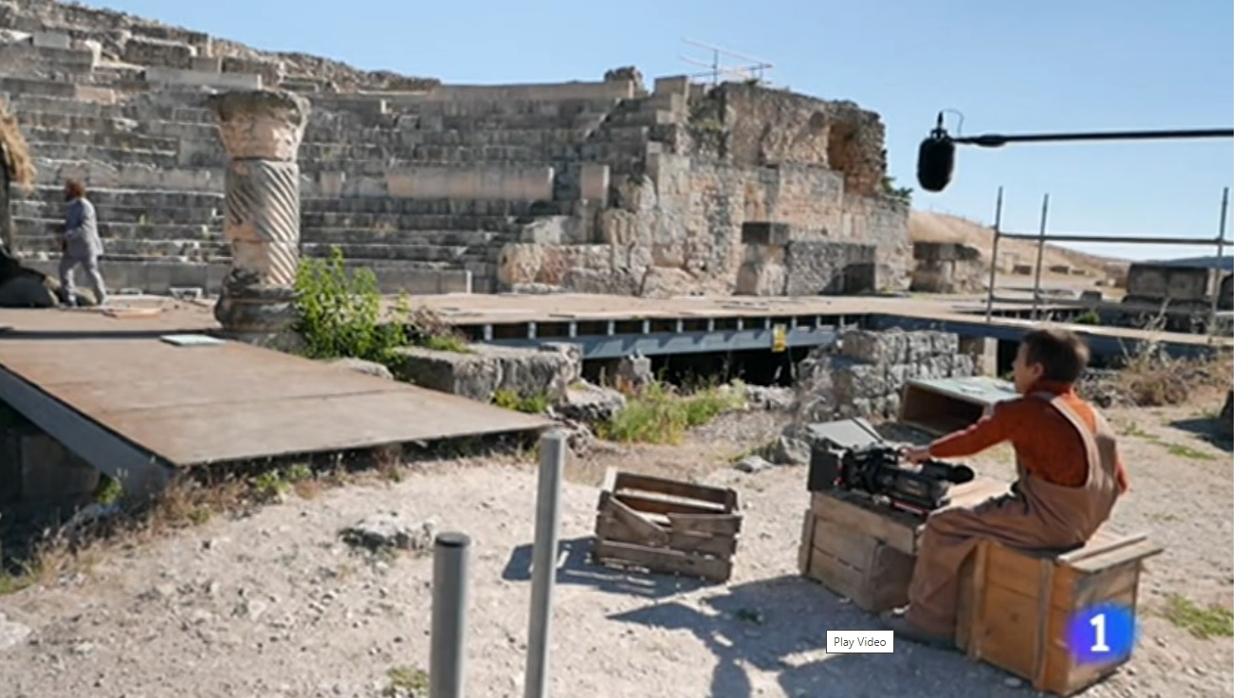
(209, 89, 309, 161)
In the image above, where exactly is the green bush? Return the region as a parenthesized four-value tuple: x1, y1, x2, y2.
(419, 334, 471, 354)
(597, 382, 746, 445)
(293, 247, 408, 364)
(492, 389, 550, 414)
(1073, 310, 1101, 325)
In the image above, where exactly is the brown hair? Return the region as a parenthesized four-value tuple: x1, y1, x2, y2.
(1021, 328, 1089, 383)
(65, 179, 86, 199)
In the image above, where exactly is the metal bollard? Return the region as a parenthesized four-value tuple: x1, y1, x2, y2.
(431, 531, 471, 698)
(524, 430, 566, 698)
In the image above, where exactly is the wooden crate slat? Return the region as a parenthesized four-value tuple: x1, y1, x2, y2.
(600, 494, 669, 546)
(668, 512, 742, 535)
(613, 492, 726, 517)
(614, 472, 734, 508)
(810, 491, 917, 554)
(595, 516, 737, 557)
(811, 518, 877, 571)
(595, 539, 731, 582)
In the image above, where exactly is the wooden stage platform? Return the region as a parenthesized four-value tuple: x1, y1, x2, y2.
(405, 293, 1230, 360)
(0, 302, 548, 496)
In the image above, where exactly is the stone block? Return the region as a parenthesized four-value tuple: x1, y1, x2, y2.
(125, 36, 194, 69)
(391, 343, 578, 403)
(32, 31, 71, 50)
(654, 75, 690, 98)
(579, 164, 610, 204)
(741, 222, 791, 246)
(907, 331, 932, 362)
(386, 166, 553, 201)
(144, 66, 262, 90)
(556, 380, 626, 423)
(190, 55, 222, 72)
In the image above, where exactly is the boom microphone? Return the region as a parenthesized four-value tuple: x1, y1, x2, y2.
(917, 113, 956, 192)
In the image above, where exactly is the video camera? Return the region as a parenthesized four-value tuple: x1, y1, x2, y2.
(806, 444, 975, 516)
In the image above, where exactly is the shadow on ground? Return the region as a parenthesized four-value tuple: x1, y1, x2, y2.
(1169, 416, 1233, 453)
(502, 535, 714, 599)
(607, 575, 1046, 698)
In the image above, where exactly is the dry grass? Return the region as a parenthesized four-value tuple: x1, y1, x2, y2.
(1115, 343, 1232, 407)
(0, 98, 35, 192)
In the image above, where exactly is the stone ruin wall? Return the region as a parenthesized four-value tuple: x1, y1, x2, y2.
(498, 81, 911, 296)
(0, 0, 912, 299)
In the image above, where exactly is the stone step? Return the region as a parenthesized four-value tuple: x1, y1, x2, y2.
(301, 227, 507, 248)
(299, 211, 520, 231)
(19, 186, 224, 209)
(15, 217, 217, 242)
(27, 141, 178, 168)
(301, 241, 478, 263)
(27, 160, 225, 190)
(0, 43, 96, 72)
(0, 76, 78, 99)
(13, 200, 222, 225)
(380, 96, 623, 118)
(299, 250, 467, 272)
(17, 233, 229, 261)
(16, 110, 140, 132)
(22, 126, 181, 152)
(3, 94, 117, 118)
(303, 126, 589, 148)
(301, 197, 556, 216)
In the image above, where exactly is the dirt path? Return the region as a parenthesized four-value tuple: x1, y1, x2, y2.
(0, 395, 1232, 697)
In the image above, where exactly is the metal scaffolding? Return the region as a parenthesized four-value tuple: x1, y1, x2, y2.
(984, 186, 1234, 338)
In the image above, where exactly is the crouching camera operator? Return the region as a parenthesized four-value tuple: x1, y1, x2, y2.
(883, 329, 1131, 649)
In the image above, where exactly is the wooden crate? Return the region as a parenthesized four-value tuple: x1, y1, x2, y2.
(799, 477, 1010, 612)
(592, 469, 741, 583)
(955, 532, 1163, 695)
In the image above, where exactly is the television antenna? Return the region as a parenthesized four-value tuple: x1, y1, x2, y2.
(679, 38, 774, 85)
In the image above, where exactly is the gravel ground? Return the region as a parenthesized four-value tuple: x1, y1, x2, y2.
(0, 392, 1232, 697)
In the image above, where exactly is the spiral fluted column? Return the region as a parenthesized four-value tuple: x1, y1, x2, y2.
(208, 89, 309, 344)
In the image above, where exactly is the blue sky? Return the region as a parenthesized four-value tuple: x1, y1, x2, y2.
(96, 0, 1233, 260)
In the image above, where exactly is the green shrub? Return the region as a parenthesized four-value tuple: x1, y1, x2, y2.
(597, 382, 746, 444)
(1073, 310, 1101, 325)
(1163, 594, 1232, 638)
(492, 389, 550, 414)
(419, 334, 471, 354)
(94, 475, 122, 506)
(293, 247, 408, 364)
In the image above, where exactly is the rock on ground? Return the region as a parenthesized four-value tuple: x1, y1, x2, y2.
(327, 357, 394, 381)
(556, 380, 626, 424)
(339, 513, 436, 553)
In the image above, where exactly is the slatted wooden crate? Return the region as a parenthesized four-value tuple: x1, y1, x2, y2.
(798, 477, 1010, 612)
(592, 469, 741, 583)
(956, 531, 1163, 696)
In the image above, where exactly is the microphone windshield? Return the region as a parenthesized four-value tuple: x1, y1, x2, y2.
(917, 134, 955, 192)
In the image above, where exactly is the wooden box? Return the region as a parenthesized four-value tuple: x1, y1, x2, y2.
(592, 469, 741, 583)
(799, 477, 1010, 612)
(956, 532, 1163, 695)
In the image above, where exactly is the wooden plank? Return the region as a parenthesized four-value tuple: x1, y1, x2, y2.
(985, 542, 1046, 599)
(595, 540, 731, 582)
(811, 518, 876, 571)
(600, 467, 618, 494)
(667, 512, 742, 535)
(595, 516, 736, 557)
(798, 509, 814, 575)
(1058, 532, 1147, 565)
(977, 583, 1041, 679)
(613, 492, 726, 517)
(614, 472, 733, 508)
(600, 495, 668, 546)
(1031, 559, 1055, 688)
(810, 492, 918, 555)
(1042, 588, 1137, 695)
(1064, 539, 1163, 575)
(806, 546, 866, 605)
(967, 540, 990, 659)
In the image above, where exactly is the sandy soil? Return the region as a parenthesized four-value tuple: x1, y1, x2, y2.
(0, 393, 1232, 698)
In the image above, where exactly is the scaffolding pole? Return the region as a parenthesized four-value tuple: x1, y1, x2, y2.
(984, 186, 1004, 323)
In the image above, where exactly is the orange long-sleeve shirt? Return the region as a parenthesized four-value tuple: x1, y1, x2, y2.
(928, 380, 1129, 491)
